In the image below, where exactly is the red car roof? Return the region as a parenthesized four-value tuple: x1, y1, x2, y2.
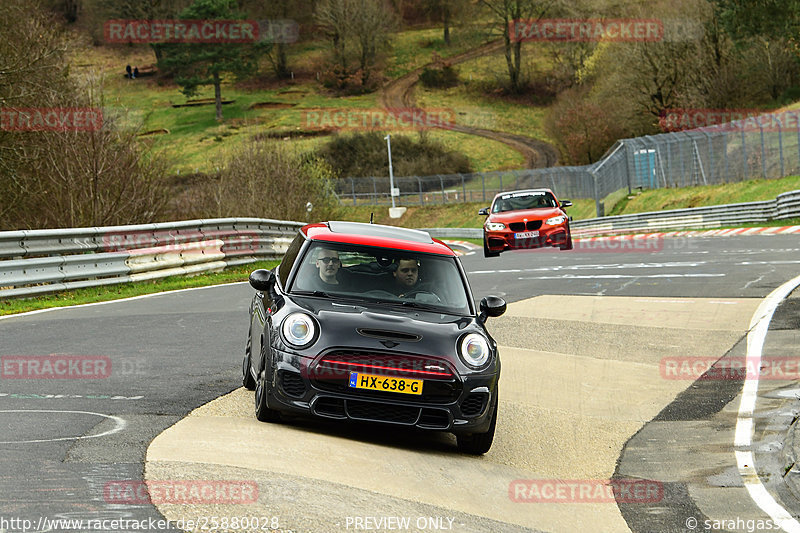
(302, 221, 455, 256)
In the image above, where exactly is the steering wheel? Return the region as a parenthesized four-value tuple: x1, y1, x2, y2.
(363, 289, 398, 298)
(400, 289, 442, 303)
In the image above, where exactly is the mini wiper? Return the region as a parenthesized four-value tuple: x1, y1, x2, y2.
(400, 300, 443, 311)
(292, 290, 331, 298)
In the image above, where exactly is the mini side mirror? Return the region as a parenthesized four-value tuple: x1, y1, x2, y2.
(478, 207, 490, 216)
(479, 295, 506, 322)
(249, 269, 276, 292)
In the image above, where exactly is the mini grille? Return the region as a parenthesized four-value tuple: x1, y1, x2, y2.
(280, 371, 306, 398)
(461, 394, 488, 417)
(318, 352, 454, 379)
(346, 400, 419, 424)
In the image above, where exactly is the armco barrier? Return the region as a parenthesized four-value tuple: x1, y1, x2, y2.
(0, 218, 303, 299)
(3, 191, 797, 299)
(571, 189, 800, 235)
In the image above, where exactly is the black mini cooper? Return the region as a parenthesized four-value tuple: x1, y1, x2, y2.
(243, 221, 506, 454)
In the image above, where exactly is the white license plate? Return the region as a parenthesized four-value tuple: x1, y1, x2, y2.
(514, 231, 539, 239)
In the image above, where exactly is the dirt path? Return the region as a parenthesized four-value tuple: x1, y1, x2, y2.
(380, 40, 560, 168)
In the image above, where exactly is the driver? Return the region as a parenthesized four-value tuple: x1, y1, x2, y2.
(391, 257, 425, 298)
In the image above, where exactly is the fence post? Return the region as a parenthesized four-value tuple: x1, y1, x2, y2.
(723, 132, 729, 183)
(417, 176, 424, 205)
(590, 169, 603, 217)
(351, 178, 356, 206)
(481, 173, 486, 202)
(759, 120, 767, 178)
(740, 126, 747, 180)
(777, 116, 785, 177)
(794, 113, 800, 171)
(666, 138, 673, 187)
(461, 174, 466, 203)
(371, 177, 378, 205)
(706, 132, 714, 183)
(439, 175, 446, 204)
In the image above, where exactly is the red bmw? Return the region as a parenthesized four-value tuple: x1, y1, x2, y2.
(479, 189, 573, 257)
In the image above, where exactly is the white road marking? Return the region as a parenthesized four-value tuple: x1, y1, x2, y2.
(0, 409, 126, 444)
(470, 261, 708, 275)
(735, 274, 800, 533)
(517, 274, 724, 280)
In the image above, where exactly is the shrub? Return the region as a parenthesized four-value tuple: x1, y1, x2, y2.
(419, 65, 460, 88)
(169, 140, 338, 221)
(315, 131, 472, 180)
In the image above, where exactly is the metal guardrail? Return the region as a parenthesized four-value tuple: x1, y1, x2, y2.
(571, 189, 800, 235)
(0, 218, 304, 299)
(4, 190, 798, 299)
(425, 189, 800, 240)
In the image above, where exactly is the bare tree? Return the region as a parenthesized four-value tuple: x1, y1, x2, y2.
(101, 0, 191, 62)
(315, 0, 397, 90)
(0, 0, 169, 229)
(478, 0, 563, 93)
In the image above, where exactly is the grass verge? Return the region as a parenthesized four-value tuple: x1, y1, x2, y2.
(0, 260, 278, 317)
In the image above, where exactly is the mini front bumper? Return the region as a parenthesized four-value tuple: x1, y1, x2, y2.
(264, 348, 498, 434)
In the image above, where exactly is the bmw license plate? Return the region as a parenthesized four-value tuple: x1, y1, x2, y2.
(348, 372, 423, 395)
(514, 231, 539, 239)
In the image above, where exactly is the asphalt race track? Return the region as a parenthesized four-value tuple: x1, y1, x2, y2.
(1, 234, 800, 533)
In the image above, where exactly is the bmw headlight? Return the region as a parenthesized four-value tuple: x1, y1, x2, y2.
(545, 215, 566, 225)
(485, 222, 506, 231)
(459, 333, 491, 369)
(282, 313, 317, 348)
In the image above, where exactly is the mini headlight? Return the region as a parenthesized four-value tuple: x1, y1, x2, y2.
(485, 222, 506, 231)
(282, 313, 317, 347)
(545, 215, 566, 225)
(459, 333, 491, 368)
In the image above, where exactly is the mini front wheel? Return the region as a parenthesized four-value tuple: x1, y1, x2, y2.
(456, 397, 497, 455)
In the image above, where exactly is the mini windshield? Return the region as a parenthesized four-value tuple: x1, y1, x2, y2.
(492, 191, 557, 213)
(290, 241, 471, 315)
